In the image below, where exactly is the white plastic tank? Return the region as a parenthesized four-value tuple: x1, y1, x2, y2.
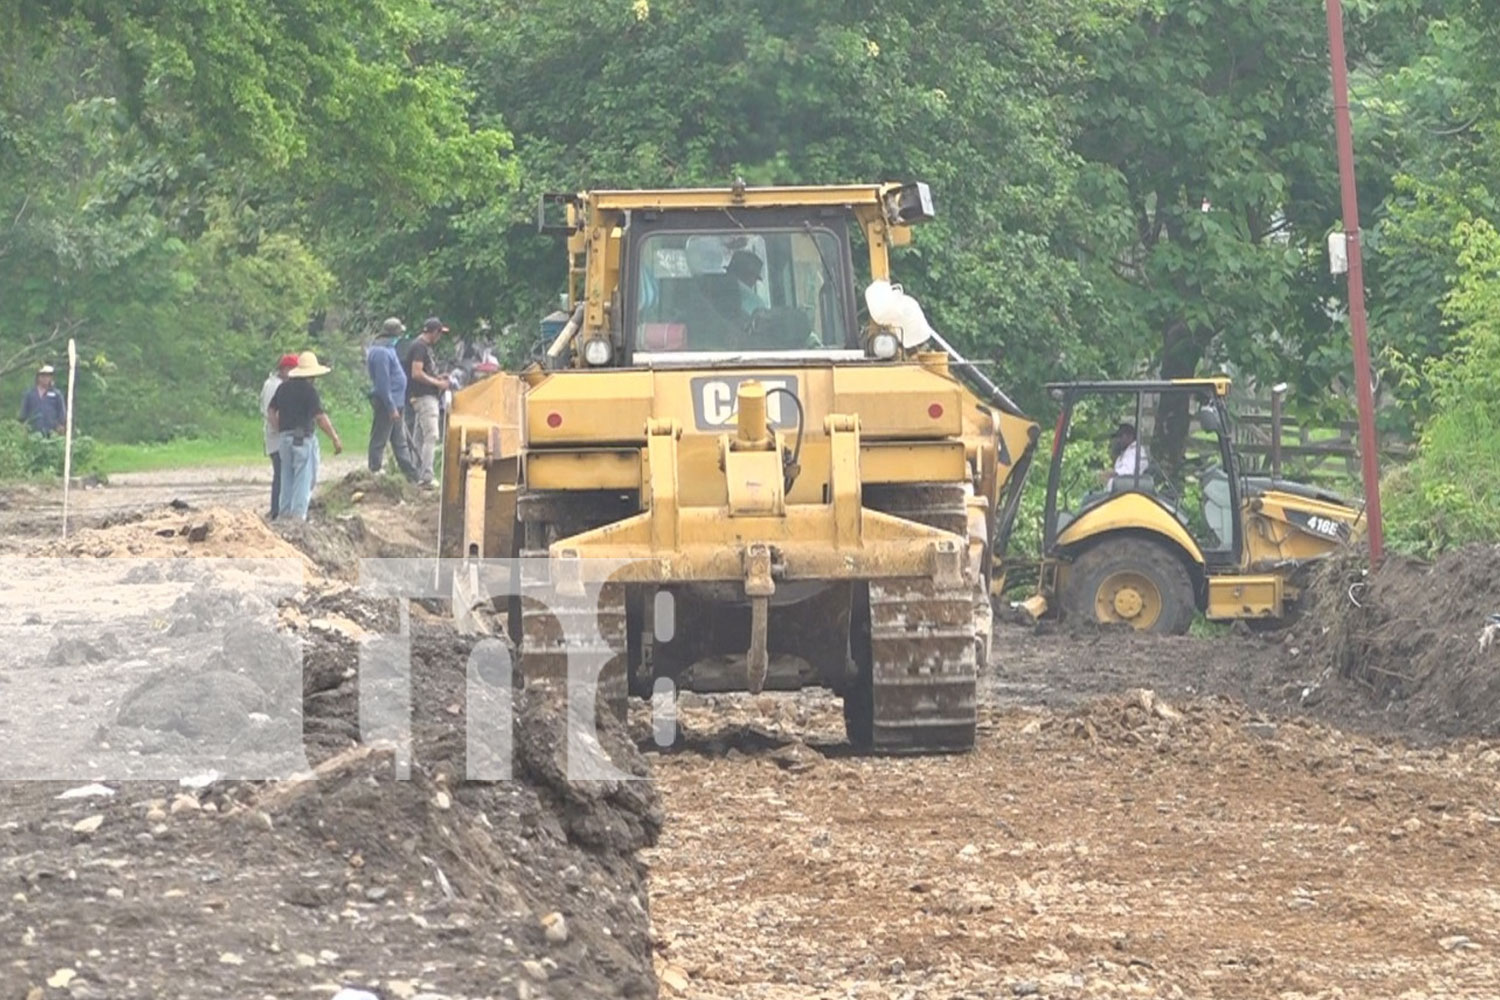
(863, 280, 935, 348)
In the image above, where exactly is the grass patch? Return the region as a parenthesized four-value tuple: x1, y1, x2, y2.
(1187, 614, 1232, 638)
(94, 414, 268, 474)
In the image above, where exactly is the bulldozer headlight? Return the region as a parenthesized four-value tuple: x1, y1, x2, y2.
(582, 337, 613, 367)
(884, 181, 935, 225)
(870, 331, 900, 360)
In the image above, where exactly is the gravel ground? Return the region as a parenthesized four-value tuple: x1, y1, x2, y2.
(643, 676, 1500, 999)
(4, 467, 1498, 1000)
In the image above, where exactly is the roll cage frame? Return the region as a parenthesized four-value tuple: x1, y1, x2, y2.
(1041, 379, 1243, 568)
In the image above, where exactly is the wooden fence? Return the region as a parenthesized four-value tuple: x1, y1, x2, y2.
(1229, 407, 1410, 486)
(1140, 393, 1411, 488)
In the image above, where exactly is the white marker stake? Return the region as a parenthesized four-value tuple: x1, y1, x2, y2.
(61, 338, 78, 539)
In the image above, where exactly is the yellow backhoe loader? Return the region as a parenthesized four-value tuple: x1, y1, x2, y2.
(1010, 378, 1363, 633)
(440, 182, 1037, 751)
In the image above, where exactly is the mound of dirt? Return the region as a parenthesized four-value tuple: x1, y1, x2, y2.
(41, 504, 318, 567)
(277, 471, 439, 577)
(311, 468, 425, 511)
(1293, 545, 1500, 740)
(3, 585, 662, 999)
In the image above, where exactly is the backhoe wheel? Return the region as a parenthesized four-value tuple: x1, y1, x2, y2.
(1063, 538, 1196, 636)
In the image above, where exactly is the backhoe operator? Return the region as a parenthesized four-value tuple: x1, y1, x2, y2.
(1104, 422, 1150, 487)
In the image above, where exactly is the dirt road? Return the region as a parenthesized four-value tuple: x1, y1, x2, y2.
(638, 624, 1499, 999)
(0, 458, 363, 544)
(2, 471, 1497, 999)
(645, 678, 1500, 999)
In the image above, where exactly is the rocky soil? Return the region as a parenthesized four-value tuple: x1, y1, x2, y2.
(3, 468, 1500, 999)
(643, 682, 1500, 999)
(0, 481, 661, 1000)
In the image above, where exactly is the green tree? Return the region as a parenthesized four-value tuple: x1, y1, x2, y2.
(1384, 218, 1500, 555)
(1355, 3, 1500, 425)
(0, 0, 510, 443)
(431, 0, 1136, 412)
(1069, 0, 1347, 465)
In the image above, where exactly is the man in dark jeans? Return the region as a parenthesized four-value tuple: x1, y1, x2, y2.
(366, 317, 419, 481)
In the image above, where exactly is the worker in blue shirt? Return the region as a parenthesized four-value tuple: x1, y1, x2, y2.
(19, 364, 65, 436)
(367, 317, 420, 481)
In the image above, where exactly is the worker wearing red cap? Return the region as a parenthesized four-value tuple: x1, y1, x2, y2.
(260, 353, 300, 518)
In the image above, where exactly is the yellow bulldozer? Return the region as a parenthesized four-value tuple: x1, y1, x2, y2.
(440, 182, 1038, 751)
(1009, 378, 1364, 633)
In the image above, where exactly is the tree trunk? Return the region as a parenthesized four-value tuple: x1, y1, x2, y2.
(1152, 320, 1204, 478)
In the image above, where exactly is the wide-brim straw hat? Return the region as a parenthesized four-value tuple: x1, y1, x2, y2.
(289, 350, 331, 378)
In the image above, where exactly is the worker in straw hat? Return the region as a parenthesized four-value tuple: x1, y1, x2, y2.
(267, 351, 343, 520)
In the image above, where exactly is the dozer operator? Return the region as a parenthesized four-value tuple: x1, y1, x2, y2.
(440, 182, 1039, 752)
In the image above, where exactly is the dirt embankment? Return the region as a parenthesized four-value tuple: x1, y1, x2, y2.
(1287, 545, 1500, 741)
(1, 475, 663, 1000)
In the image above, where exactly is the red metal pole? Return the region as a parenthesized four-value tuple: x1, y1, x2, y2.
(1325, 0, 1384, 564)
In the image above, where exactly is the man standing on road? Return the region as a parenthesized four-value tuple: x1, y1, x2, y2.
(366, 317, 419, 482)
(18, 364, 65, 436)
(405, 317, 449, 489)
(268, 351, 344, 520)
(260, 353, 299, 518)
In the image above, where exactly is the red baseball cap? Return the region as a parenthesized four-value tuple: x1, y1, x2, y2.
(277, 353, 300, 370)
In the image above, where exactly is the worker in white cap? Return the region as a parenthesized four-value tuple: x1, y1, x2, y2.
(19, 363, 65, 436)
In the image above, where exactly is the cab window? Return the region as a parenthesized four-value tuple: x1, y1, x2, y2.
(633, 228, 848, 352)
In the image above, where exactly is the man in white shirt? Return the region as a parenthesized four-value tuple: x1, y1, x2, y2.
(1107, 422, 1149, 486)
(260, 353, 299, 518)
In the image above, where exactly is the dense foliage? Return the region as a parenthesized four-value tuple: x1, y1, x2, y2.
(1383, 219, 1500, 556)
(2, 0, 1499, 555)
(0, 0, 508, 439)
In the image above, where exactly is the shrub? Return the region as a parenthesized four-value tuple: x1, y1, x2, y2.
(0, 420, 99, 481)
(1384, 219, 1500, 557)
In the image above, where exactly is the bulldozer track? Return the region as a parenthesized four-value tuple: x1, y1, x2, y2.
(517, 509, 629, 720)
(863, 483, 981, 752)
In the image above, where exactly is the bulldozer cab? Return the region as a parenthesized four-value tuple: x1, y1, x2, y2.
(538, 183, 934, 368)
(1044, 379, 1242, 569)
(631, 224, 850, 355)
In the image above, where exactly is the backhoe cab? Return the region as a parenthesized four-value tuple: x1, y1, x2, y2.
(1018, 379, 1362, 634)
